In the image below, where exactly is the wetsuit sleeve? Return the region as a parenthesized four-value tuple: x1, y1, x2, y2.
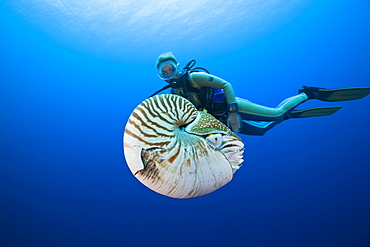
(189, 72, 236, 104)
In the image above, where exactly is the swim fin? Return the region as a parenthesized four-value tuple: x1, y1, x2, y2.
(299, 86, 370, 102)
(288, 106, 342, 119)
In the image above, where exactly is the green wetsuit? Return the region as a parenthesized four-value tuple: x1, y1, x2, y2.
(172, 72, 308, 135)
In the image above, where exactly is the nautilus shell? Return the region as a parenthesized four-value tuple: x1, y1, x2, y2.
(123, 94, 244, 199)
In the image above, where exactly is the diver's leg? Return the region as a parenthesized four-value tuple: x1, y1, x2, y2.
(236, 93, 308, 121)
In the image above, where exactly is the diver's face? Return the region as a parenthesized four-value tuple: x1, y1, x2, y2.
(158, 61, 179, 82)
(161, 64, 177, 79)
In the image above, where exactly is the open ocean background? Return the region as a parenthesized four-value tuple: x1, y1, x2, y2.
(1, 1, 370, 246)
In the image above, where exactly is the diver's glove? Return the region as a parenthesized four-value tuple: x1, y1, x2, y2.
(227, 113, 242, 132)
(227, 102, 242, 132)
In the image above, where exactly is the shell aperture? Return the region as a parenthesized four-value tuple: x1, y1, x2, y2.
(123, 94, 244, 199)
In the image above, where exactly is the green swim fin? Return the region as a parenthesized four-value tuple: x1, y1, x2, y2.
(299, 86, 370, 102)
(289, 106, 342, 118)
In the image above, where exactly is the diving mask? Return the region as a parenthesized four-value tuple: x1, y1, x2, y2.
(158, 61, 179, 80)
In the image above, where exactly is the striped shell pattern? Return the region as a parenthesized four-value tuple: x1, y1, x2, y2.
(123, 94, 244, 199)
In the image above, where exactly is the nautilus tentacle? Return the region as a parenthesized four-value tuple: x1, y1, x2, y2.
(123, 94, 244, 199)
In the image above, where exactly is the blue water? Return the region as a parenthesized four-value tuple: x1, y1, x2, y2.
(1, 1, 370, 246)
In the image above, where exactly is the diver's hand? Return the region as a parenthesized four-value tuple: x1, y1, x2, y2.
(227, 113, 242, 132)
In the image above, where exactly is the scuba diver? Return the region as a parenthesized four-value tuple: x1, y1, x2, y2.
(153, 52, 370, 136)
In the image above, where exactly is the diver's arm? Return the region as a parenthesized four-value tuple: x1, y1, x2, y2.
(189, 72, 236, 104)
(190, 72, 241, 132)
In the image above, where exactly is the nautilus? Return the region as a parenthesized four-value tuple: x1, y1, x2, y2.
(123, 94, 244, 199)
